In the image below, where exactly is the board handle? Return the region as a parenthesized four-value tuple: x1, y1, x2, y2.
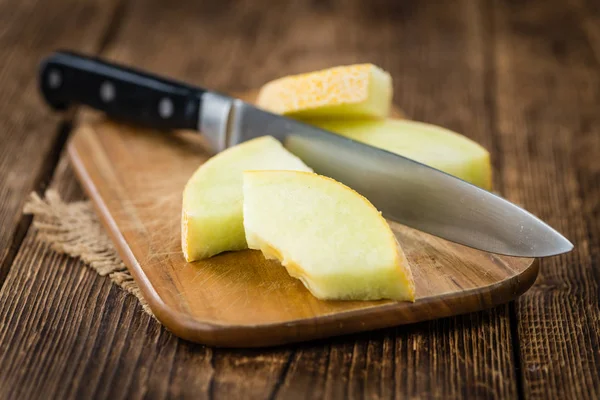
(39, 50, 203, 131)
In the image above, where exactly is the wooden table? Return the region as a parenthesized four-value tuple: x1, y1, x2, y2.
(0, 0, 598, 398)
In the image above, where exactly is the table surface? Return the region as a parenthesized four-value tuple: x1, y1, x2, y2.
(0, 0, 598, 399)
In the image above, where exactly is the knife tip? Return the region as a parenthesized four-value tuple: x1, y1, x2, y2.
(557, 236, 575, 254)
(539, 232, 574, 258)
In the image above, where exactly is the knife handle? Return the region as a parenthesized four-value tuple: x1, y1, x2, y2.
(39, 50, 203, 130)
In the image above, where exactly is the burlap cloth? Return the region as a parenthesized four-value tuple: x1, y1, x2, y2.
(23, 190, 155, 318)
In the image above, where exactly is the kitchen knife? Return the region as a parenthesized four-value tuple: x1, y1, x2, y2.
(38, 51, 573, 258)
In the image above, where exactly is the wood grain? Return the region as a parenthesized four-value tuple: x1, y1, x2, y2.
(2, 0, 599, 398)
(1, 0, 528, 397)
(0, 158, 214, 400)
(492, 0, 600, 398)
(0, 0, 121, 287)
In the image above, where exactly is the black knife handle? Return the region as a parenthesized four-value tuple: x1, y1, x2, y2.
(39, 50, 203, 130)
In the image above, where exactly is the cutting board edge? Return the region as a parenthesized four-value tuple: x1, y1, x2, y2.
(67, 133, 539, 348)
(150, 260, 539, 348)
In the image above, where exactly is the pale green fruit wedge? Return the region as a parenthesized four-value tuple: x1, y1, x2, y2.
(309, 119, 493, 190)
(182, 136, 312, 262)
(256, 64, 392, 119)
(243, 171, 415, 301)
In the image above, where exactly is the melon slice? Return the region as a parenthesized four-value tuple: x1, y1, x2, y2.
(309, 119, 493, 190)
(256, 64, 392, 119)
(182, 136, 311, 262)
(243, 171, 415, 301)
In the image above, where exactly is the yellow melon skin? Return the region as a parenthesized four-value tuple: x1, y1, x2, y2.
(307, 119, 493, 190)
(256, 64, 393, 119)
(243, 171, 415, 302)
(182, 137, 312, 262)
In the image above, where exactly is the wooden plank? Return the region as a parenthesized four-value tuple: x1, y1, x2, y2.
(0, 158, 212, 399)
(0, 0, 530, 398)
(492, 0, 600, 398)
(0, 0, 121, 285)
(273, 309, 518, 399)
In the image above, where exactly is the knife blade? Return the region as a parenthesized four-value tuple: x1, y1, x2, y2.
(39, 50, 573, 257)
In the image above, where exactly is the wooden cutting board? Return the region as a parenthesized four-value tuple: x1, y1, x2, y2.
(67, 95, 537, 348)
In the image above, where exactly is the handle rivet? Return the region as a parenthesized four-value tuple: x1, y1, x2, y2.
(158, 97, 174, 119)
(100, 81, 116, 103)
(48, 69, 62, 89)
